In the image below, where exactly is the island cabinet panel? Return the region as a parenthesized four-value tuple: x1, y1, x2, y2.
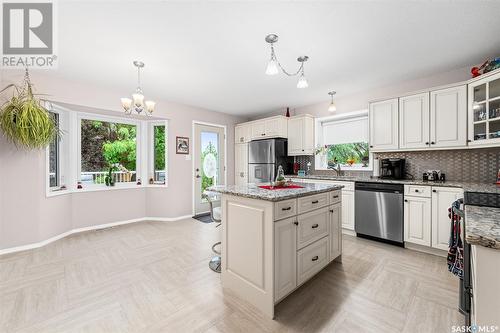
(221, 196, 275, 318)
(298, 192, 329, 214)
(329, 203, 342, 261)
(297, 236, 329, 286)
(274, 217, 297, 302)
(296, 207, 329, 250)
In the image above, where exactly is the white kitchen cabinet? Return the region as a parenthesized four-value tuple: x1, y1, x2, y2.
(288, 114, 314, 156)
(468, 71, 500, 147)
(404, 195, 431, 246)
(296, 206, 329, 250)
(250, 116, 288, 140)
(329, 203, 342, 261)
(235, 123, 251, 144)
(341, 189, 355, 231)
(234, 143, 248, 185)
(430, 85, 467, 148)
(274, 217, 297, 302)
(399, 93, 430, 149)
(369, 98, 399, 151)
(431, 186, 463, 251)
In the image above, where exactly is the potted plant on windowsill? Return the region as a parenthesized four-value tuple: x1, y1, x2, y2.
(105, 163, 119, 187)
(0, 69, 59, 149)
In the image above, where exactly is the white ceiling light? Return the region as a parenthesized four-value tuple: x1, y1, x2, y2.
(264, 34, 309, 89)
(328, 91, 337, 112)
(121, 61, 155, 116)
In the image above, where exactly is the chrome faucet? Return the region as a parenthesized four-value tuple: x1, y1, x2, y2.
(327, 159, 343, 176)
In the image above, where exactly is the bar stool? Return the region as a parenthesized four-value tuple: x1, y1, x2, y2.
(202, 191, 221, 273)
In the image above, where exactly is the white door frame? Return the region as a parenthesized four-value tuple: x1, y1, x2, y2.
(192, 120, 227, 216)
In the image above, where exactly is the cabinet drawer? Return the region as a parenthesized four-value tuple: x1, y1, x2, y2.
(297, 236, 329, 286)
(297, 207, 329, 249)
(404, 185, 431, 198)
(298, 193, 329, 214)
(274, 199, 297, 221)
(329, 190, 341, 205)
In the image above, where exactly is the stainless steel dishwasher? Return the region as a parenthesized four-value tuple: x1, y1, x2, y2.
(355, 182, 404, 245)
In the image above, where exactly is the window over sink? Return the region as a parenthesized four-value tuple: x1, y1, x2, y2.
(314, 110, 372, 171)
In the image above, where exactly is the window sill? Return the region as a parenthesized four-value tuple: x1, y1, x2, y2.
(315, 166, 373, 172)
(46, 188, 72, 198)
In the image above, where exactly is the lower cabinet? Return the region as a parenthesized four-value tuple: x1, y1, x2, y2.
(404, 196, 431, 246)
(274, 199, 341, 302)
(431, 186, 464, 250)
(341, 190, 355, 231)
(329, 203, 342, 260)
(404, 185, 463, 252)
(274, 217, 297, 301)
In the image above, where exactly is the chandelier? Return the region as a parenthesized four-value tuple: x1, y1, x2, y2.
(121, 61, 155, 116)
(264, 34, 309, 88)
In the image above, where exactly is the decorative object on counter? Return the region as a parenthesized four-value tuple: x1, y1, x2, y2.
(274, 165, 286, 187)
(293, 162, 300, 174)
(440, 173, 446, 182)
(470, 57, 500, 78)
(120, 60, 155, 116)
(306, 161, 311, 175)
(176, 136, 189, 154)
(0, 68, 60, 149)
(258, 184, 304, 190)
(373, 157, 380, 178)
(361, 156, 369, 167)
(264, 33, 309, 89)
(298, 170, 306, 177)
(285, 107, 290, 117)
(423, 169, 441, 182)
(328, 91, 337, 112)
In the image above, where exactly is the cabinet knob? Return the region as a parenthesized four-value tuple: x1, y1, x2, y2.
(431, 141, 435, 145)
(433, 189, 437, 193)
(425, 142, 429, 145)
(404, 199, 408, 202)
(311, 224, 319, 229)
(302, 149, 304, 151)
(467, 139, 472, 143)
(369, 145, 373, 148)
(311, 256, 319, 262)
(415, 189, 419, 192)
(329, 209, 334, 213)
(261, 133, 265, 136)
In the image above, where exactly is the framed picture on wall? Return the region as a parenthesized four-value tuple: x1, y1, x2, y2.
(176, 136, 189, 154)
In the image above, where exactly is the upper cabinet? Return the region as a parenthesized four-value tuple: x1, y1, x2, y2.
(430, 85, 467, 148)
(235, 123, 251, 144)
(399, 93, 430, 149)
(468, 71, 500, 147)
(369, 98, 399, 151)
(288, 115, 314, 156)
(249, 116, 288, 140)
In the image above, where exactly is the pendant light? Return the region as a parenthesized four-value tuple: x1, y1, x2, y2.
(328, 91, 337, 112)
(264, 34, 310, 88)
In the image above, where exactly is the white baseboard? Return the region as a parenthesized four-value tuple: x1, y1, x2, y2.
(0, 215, 194, 256)
(404, 242, 447, 257)
(342, 228, 356, 237)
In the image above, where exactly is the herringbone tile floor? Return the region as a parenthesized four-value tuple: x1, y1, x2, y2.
(0, 219, 463, 332)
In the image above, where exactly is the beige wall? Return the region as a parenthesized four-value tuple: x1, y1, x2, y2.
(0, 71, 247, 250)
(252, 66, 472, 119)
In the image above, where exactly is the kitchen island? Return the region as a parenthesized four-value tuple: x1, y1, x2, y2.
(208, 182, 344, 318)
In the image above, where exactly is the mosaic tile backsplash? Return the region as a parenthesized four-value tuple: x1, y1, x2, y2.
(295, 147, 500, 183)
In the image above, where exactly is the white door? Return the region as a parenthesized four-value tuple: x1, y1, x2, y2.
(430, 85, 467, 148)
(287, 117, 303, 155)
(399, 93, 430, 149)
(194, 123, 226, 215)
(404, 196, 431, 246)
(369, 98, 399, 151)
(341, 190, 355, 231)
(234, 143, 248, 185)
(274, 217, 297, 302)
(329, 203, 342, 261)
(431, 187, 463, 250)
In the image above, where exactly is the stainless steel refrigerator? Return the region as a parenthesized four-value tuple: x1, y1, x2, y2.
(248, 138, 293, 184)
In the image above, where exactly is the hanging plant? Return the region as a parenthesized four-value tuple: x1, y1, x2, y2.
(0, 69, 58, 149)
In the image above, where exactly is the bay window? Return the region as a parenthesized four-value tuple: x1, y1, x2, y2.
(315, 110, 371, 170)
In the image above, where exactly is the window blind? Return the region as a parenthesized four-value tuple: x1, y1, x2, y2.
(321, 116, 368, 145)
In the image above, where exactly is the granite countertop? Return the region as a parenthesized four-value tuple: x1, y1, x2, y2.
(207, 183, 343, 202)
(286, 175, 500, 194)
(465, 205, 500, 250)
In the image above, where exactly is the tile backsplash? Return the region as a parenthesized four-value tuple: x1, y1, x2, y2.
(294, 147, 500, 183)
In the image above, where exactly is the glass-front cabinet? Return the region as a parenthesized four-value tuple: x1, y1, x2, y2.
(468, 71, 500, 146)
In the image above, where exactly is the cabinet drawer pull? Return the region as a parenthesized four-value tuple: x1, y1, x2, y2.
(329, 209, 334, 213)
(311, 256, 319, 261)
(311, 200, 319, 204)
(414, 189, 419, 192)
(332, 195, 339, 198)
(293, 221, 299, 226)
(311, 223, 319, 229)
(282, 207, 292, 211)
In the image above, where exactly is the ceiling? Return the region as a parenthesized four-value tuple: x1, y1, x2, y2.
(39, 1, 500, 115)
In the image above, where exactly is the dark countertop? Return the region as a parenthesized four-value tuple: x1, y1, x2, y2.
(207, 183, 343, 202)
(465, 205, 500, 250)
(286, 175, 500, 194)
